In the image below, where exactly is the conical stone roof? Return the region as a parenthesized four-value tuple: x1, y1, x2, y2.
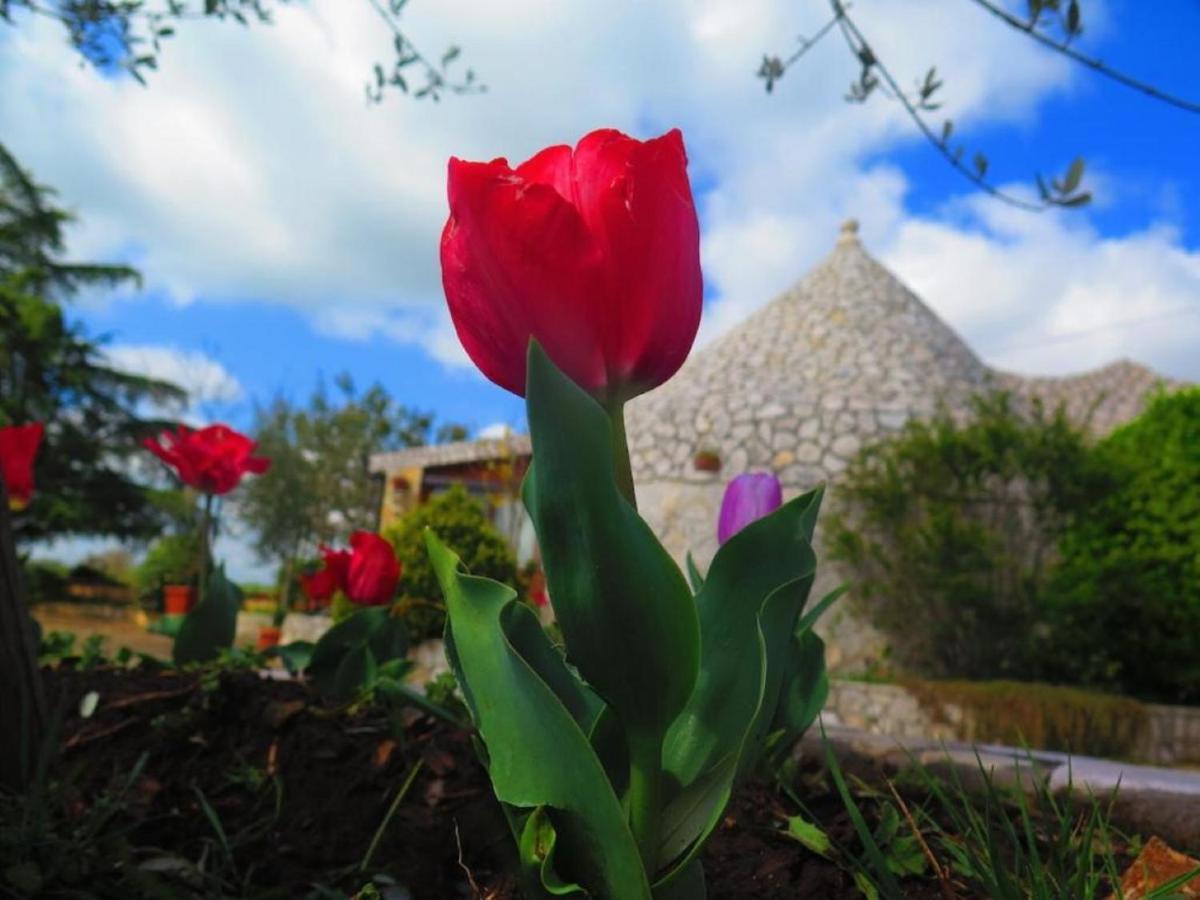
(627, 220, 991, 488)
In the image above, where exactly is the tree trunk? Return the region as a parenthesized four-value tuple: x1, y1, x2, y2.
(0, 479, 47, 791)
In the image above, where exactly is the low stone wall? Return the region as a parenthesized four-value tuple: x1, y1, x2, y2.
(822, 679, 1200, 767)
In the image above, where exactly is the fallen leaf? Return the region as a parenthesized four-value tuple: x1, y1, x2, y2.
(1120, 836, 1200, 898)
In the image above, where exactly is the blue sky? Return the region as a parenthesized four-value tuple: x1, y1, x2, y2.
(2, 0, 1197, 575)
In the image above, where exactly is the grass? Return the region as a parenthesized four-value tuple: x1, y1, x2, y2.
(808, 737, 1200, 899)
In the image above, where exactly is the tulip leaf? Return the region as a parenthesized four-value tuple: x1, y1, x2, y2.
(664, 488, 822, 785)
(309, 606, 407, 700)
(685, 551, 705, 594)
(172, 565, 241, 666)
(523, 340, 699, 747)
(428, 531, 650, 899)
(518, 806, 588, 898)
(772, 628, 829, 742)
(333, 642, 377, 700)
(656, 490, 823, 863)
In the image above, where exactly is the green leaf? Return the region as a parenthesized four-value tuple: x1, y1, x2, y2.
(173, 566, 241, 665)
(1063, 156, 1085, 194)
(853, 870, 880, 900)
(664, 488, 822, 786)
(523, 341, 698, 746)
(772, 628, 829, 741)
(685, 551, 705, 594)
(428, 532, 650, 899)
(333, 643, 377, 700)
(309, 606, 395, 699)
(271, 640, 314, 675)
(518, 807, 589, 897)
(656, 490, 823, 871)
(783, 814, 831, 857)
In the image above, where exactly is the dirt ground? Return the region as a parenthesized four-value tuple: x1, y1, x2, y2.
(31, 602, 173, 659)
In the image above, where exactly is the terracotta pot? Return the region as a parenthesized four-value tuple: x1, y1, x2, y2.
(163, 584, 197, 616)
(256, 626, 283, 651)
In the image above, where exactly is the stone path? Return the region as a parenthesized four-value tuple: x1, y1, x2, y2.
(803, 724, 1200, 849)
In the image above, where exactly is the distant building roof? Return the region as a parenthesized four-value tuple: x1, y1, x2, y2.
(369, 434, 531, 474)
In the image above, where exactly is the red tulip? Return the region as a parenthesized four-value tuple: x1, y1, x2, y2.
(0, 422, 44, 511)
(345, 531, 401, 607)
(300, 547, 352, 607)
(440, 127, 702, 403)
(144, 424, 271, 495)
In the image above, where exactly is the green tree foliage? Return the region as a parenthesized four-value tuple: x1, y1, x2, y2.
(829, 392, 1114, 679)
(135, 532, 209, 599)
(384, 485, 516, 641)
(237, 375, 465, 600)
(0, 143, 188, 544)
(1, 0, 479, 102)
(1048, 389, 1200, 703)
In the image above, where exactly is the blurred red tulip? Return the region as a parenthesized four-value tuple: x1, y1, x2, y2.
(144, 424, 270, 495)
(300, 547, 352, 607)
(440, 127, 702, 403)
(345, 531, 401, 607)
(0, 422, 44, 511)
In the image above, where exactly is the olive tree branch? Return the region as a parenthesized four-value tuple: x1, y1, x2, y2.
(967, 0, 1200, 114)
(831, 2, 1048, 212)
(756, 11, 840, 93)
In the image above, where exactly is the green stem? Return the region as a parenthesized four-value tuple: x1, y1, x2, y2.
(628, 735, 663, 872)
(606, 399, 637, 510)
(198, 493, 214, 606)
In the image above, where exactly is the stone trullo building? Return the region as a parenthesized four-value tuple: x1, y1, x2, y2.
(623, 220, 1187, 671)
(371, 220, 1185, 671)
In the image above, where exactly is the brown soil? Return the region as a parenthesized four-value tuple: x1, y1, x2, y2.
(27, 665, 1021, 898)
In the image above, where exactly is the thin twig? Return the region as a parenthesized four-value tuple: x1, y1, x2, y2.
(105, 684, 195, 710)
(454, 820, 484, 899)
(832, 1, 1045, 211)
(783, 13, 841, 70)
(63, 717, 138, 749)
(967, 0, 1200, 114)
(886, 779, 959, 900)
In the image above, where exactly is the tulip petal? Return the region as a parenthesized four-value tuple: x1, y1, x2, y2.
(717, 473, 784, 545)
(442, 157, 607, 396)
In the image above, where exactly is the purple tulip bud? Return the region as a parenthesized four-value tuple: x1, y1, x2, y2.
(717, 472, 784, 545)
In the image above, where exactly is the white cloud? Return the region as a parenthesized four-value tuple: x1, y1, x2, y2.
(104, 344, 245, 417)
(1, 0, 1194, 387)
(881, 198, 1200, 380)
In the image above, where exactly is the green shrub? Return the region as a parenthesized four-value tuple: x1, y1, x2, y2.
(23, 559, 70, 604)
(829, 392, 1114, 679)
(903, 678, 1147, 760)
(1048, 388, 1200, 704)
(134, 533, 208, 602)
(384, 485, 517, 641)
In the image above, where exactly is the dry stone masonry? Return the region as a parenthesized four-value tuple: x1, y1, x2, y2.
(626, 221, 1187, 672)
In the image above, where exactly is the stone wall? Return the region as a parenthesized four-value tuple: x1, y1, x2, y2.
(822, 679, 1200, 767)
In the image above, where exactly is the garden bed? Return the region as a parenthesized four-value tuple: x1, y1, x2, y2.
(8, 663, 1170, 899)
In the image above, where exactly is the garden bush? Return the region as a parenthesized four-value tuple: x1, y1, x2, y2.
(829, 392, 1115, 680)
(134, 532, 209, 603)
(903, 678, 1148, 760)
(1047, 388, 1200, 704)
(384, 485, 517, 641)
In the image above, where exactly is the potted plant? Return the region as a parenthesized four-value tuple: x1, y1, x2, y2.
(692, 447, 722, 472)
(256, 586, 287, 651)
(136, 533, 207, 629)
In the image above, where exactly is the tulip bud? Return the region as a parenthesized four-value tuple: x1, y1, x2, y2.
(717, 472, 784, 545)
